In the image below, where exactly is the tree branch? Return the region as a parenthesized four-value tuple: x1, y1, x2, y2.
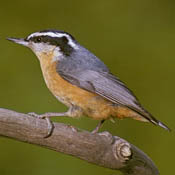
(0, 108, 159, 175)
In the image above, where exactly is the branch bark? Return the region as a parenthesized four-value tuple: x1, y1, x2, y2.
(0, 108, 159, 175)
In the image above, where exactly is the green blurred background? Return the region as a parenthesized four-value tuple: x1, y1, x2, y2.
(0, 0, 174, 174)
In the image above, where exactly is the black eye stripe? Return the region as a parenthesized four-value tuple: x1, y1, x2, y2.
(29, 35, 73, 56)
(29, 36, 68, 45)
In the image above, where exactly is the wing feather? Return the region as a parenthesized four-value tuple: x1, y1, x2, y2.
(59, 69, 151, 117)
(57, 59, 170, 131)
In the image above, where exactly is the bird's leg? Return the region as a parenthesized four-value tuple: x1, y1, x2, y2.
(91, 119, 105, 134)
(28, 112, 69, 119)
(28, 111, 70, 138)
(28, 106, 83, 138)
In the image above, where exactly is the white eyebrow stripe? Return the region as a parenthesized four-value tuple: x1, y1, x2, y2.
(27, 32, 79, 49)
(27, 32, 67, 39)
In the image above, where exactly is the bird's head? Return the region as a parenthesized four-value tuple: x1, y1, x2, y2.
(7, 30, 79, 62)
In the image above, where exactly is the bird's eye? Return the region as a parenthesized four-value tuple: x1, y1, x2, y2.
(36, 37, 41, 42)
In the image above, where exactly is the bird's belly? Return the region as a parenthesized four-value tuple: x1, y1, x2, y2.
(46, 71, 114, 119)
(46, 74, 143, 121)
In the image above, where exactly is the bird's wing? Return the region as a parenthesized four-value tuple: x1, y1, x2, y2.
(58, 66, 170, 131)
(58, 69, 154, 120)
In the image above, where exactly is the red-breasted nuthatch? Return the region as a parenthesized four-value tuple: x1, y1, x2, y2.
(7, 29, 170, 136)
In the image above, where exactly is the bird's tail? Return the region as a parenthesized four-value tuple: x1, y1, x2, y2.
(127, 105, 171, 131)
(149, 116, 171, 132)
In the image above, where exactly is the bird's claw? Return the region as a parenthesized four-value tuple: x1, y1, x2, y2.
(44, 117, 54, 138)
(27, 112, 54, 138)
(91, 127, 99, 134)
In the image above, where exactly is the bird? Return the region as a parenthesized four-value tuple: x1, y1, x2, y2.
(7, 29, 170, 136)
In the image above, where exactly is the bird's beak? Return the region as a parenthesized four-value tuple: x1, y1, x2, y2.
(7, 38, 29, 47)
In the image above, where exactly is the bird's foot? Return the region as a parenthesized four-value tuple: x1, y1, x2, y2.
(28, 112, 54, 138)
